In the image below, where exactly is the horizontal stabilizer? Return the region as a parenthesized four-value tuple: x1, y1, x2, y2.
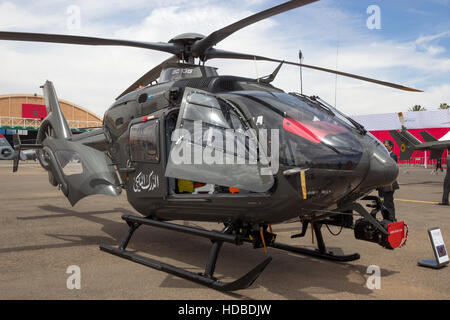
(419, 131, 438, 142)
(12, 134, 42, 172)
(389, 130, 416, 161)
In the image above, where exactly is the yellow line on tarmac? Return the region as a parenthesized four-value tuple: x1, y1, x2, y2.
(395, 198, 439, 205)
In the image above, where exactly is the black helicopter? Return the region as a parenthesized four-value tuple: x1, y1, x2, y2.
(2, 0, 416, 291)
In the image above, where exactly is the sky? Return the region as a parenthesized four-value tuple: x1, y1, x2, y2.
(0, 0, 449, 117)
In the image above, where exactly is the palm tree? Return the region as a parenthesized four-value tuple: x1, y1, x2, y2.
(439, 103, 449, 110)
(409, 105, 426, 112)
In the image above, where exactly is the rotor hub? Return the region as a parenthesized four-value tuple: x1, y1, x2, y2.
(168, 33, 205, 45)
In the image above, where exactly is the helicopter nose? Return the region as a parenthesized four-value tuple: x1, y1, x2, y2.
(359, 140, 399, 192)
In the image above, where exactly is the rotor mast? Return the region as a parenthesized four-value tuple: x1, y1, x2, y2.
(168, 33, 205, 64)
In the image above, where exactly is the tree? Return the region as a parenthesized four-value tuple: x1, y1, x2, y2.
(409, 105, 426, 112)
(439, 103, 449, 110)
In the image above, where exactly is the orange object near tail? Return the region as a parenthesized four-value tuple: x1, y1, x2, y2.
(229, 187, 240, 194)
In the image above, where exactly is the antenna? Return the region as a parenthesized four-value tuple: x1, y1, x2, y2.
(334, 42, 339, 108)
(299, 49, 303, 94)
(334, 12, 341, 108)
(254, 56, 259, 82)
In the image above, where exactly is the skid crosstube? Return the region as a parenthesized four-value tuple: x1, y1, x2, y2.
(99, 214, 272, 292)
(270, 242, 360, 262)
(270, 223, 360, 262)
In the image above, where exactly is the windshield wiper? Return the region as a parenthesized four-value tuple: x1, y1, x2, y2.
(347, 117, 367, 135)
(313, 96, 367, 135)
(289, 93, 336, 117)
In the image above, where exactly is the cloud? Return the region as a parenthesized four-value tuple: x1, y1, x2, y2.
(0, 0, 449, 117)
(415, 31, 450, 44)
(0, 1, 62, 30)
(414, 31, 450, 56)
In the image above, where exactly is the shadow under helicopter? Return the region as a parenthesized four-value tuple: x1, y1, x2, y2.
(399, 181, 442, 186)
(8, 204, 398, 299)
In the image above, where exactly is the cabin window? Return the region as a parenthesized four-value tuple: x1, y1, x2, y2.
(130, 120, 160, 163)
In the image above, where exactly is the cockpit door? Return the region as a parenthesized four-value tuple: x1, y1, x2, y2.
(127, 116, 165, 199)
(165, 88, 274, 193)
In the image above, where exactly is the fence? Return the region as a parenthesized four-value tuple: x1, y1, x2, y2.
(0, 116, 102, 129)
(399, 155, 448, 169)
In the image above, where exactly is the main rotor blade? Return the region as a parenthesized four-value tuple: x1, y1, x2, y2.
(205, 49, 423, 92)
(0, 31, 182, 55)
(191, 0, 319, 57)
(116, 55, 178, 100)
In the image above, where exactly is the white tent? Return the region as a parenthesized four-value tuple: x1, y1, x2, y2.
(352, 109, 450, 131)
(439, 131, 450, 141)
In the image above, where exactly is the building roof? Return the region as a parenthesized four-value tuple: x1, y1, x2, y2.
(0, 94, 102, 132)
(0, 93, 102, 121)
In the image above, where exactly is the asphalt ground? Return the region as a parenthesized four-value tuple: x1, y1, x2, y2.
(0, 162, 449, 300)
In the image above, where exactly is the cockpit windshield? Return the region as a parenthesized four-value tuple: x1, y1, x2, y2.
(228, 91, 365, 170)
(310, 96, 366, 134)
(252, 91, 359, 132)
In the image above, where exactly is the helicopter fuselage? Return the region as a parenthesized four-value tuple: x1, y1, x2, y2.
(102, 65, 398, 224)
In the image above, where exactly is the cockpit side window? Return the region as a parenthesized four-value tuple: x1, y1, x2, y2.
(130, 120, 160, 163)
(179, 92, 249, 153)
(183, 92, 246, 131)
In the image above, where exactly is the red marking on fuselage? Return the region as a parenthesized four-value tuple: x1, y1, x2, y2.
(282, 118, 347, 143)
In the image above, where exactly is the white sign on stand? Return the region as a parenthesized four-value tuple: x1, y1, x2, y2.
(418, 227, 449, 269)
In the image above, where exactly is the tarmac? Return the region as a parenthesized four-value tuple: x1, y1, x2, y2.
(0, 162, 449, 300)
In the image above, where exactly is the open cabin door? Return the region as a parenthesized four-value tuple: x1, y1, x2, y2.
(165, 88, 274, 193)
(41, 136, 121, 206)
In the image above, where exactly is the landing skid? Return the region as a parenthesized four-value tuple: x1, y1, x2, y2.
(271, 223, 360, 262)
(100, 214, 271, 292)
(271, 242, 360, 262)
(100, 215, 359, 292)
